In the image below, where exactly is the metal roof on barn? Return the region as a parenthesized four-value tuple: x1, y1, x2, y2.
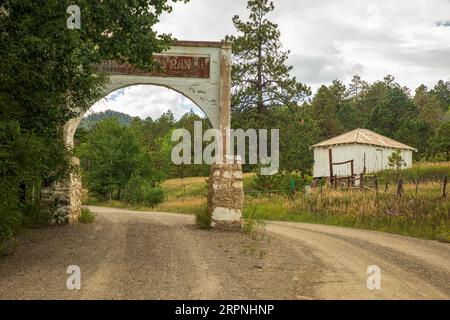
(310, 128, 417, 151)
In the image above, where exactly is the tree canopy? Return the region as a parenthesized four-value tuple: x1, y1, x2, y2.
(0, 0, 185, 240)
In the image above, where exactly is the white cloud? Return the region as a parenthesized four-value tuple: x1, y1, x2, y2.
(91, 0, 450, 118)
(89, 85, 204, 120)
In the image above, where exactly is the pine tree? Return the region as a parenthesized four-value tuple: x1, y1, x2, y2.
(310, 82, 346, 140)
(413, 85, 444, 131)
(225, 0, 310, 113)
(430, 80, 450, 112)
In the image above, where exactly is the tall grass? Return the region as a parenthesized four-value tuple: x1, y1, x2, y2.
(79, 208, 95, 223)
(244, 181, 450, 242)
(376, 161, 450, 183)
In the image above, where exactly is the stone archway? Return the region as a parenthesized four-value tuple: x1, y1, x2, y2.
(44, 41, 243, 228)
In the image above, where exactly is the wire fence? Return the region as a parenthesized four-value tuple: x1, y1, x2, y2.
(243, 174, 448, 200)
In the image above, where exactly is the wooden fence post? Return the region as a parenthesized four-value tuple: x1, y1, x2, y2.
(374, 178, 378, 193)
(350, 160, 354, 185)
(359, 173, 364, 191)
(443, 176, 447, 198)
(396, 179, 404, 197)
(385, 182, 388, 193)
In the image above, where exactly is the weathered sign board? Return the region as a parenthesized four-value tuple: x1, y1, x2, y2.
(96, 55, 210, 79)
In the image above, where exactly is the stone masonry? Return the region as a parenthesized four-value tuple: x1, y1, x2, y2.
(41, 157, 81, 225)
(207, 157, 244, 229)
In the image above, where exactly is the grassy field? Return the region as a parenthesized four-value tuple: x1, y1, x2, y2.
(83, 173, 254, 214)
(245, 182, 449, 242)
(376, 161, 450, 182)
(83, 162, 450, 242)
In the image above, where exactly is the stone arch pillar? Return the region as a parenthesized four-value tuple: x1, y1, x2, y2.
(48, 41, 242, 227)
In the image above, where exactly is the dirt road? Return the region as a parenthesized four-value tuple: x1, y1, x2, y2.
(0, 206, 449, 299)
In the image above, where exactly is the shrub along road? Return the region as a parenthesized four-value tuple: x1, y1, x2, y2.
(0, 206, 449, 299)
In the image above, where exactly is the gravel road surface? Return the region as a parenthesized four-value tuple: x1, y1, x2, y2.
(0, 206, 448, 299)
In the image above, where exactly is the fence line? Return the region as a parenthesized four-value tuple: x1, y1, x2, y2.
(243, 175, 448, 200)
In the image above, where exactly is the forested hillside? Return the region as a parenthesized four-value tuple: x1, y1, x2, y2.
(79, 110, 134, 130)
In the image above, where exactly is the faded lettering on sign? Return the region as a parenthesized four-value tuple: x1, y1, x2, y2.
(95, 55, 210, 79)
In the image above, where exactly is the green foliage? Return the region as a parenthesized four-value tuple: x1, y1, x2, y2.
(367, 86, 418, 138)
(253, 170, 312, 192)
(242, 204, 266, 235)
(77, 118, 143, 199)
(414, 85, 445, 131)
(232, 106, 319, 174)
(77, 117, 170, 202)
(123, 175, 164, 207)
(79, 208, 95, 224)
(430, 80, 450, 112)
(122, 175, 145, 204)
(1, 0, 182, 244)
(195, 208, 211, 230)
(0, 120, 69, 242)
(0, 206, 21, 244)
(171, 111, 211, 178)
(310, 81, 346, 140)
(21, 202, 53, 228)
(387, 150, 405, 170)
(395, 119, 432, 155)
(142, 186, 165, 207)
(225, 0, 310, 113)
(431, 121, 450, 161)
(79, 110, 134, 130)
(76, 109, 214, 209)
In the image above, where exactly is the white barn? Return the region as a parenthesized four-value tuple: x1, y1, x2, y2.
(311, 128, 417, 178)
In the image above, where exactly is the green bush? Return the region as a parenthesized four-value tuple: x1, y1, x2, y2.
(0, 206, 21, 247)
(21, 202, 53, 227)
(123, 175, 145, 204)
(123, 175, 164, 207)
(195, 208, 211, 229)
(252, 170, 312, 192)
(79, 208, 95, 224)
(142, 186, 164, 207)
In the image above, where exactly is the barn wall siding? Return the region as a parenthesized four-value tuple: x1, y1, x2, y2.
(312, 144, 413, 178)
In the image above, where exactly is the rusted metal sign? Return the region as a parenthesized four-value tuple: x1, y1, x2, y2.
(95, 55, 210, 79)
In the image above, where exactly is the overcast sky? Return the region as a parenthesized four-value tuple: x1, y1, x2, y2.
(90, 0, 450, 119)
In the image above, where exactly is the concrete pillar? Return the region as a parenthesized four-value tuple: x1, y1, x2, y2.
(219, 43, 232, 156)
(206, 43, 243, 228)
(207, 156, 244, 229)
